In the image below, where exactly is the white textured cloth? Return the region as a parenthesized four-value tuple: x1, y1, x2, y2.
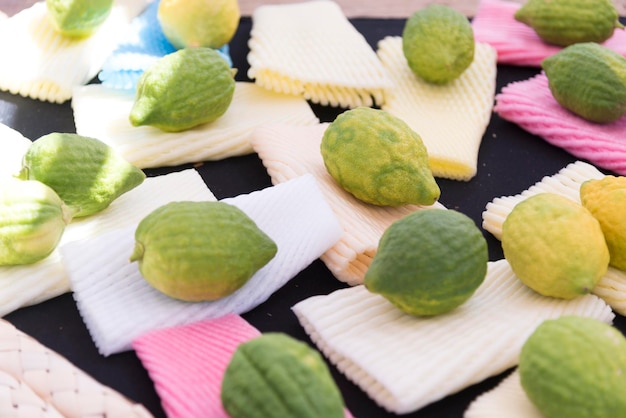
(251, 123, 445, 285)
(0, 319, 153, 417)
(72, 82, 319, 168)
(247, 0, 392, 108)
(0, 169, 214, 317)
(0, 0, 148, 103)
(481, 160, 626, 315)
(377, 37, 497, 181)
(62, 174, 343, 356)
(293, 258, 614, 415)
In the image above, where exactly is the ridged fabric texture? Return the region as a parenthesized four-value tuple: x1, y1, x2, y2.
(472, 0, 626, 67)
(72, 82, 319, 169)
(62, 174, 342, 355)
(0, 319, 153, 417)
(0, 0, 149, 103)
(482, 160, 626, 315)
(293, 258, 614, 415)
(247, 0, 392, 108)
(377, 37, 497, 181)
(251, 123, 445, 286)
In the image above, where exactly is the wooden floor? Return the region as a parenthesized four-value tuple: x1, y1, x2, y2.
(2, 0, 626, 18)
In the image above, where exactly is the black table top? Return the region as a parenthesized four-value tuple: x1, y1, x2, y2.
(1, 15, 625, 418)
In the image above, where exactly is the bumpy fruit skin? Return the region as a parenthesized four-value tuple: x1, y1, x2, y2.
(580, 175, 626, 271)
(502, 193, 609, 299)
(46, 0, 114, 38)
(129, 47, 235, 132)
(402, 5, 475, 84)
(18, 132, 145, 218)
(0, 178, 73, 266)
(542, 43, 626, 123)
(221, 333, 345, 418)
(364, 209, 488, 316)
(514, 0, 624, 47)
(320, 107, 440, 207)
(519, 316, 626, 418)
(158, 0, 240, 49)
(130, 201, 277, 302)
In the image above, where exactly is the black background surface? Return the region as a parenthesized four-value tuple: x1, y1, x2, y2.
(1, 16, 625, 418)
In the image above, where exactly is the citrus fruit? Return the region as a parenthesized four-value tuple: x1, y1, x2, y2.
(515, 0, 624, 47)
(580, 175, 626, 271)
(130, 201, 277, 302)
(0, 177, 73, 266)
(519, 316, 626, 418)
(129, 47, 236, 132)
(402, 5, 475, 84)
(221, 333, 345, 418)
(46, 0, 113, 38)
(501, 193, 609, 299)
(17, 132, 145, 218)
(320, 107, 440, 207)
(157, 0, 240, 49)
(364, 208, 488, 316)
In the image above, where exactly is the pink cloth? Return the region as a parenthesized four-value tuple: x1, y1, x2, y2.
(132, 315, 261, 418)
(472, 0, 626, 66)
(494, 73, 626, 175)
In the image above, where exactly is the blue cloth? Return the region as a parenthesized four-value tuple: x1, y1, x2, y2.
(98, 0, 232, 91)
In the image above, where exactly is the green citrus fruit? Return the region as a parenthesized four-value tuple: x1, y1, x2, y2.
(364, 208, 488, 316)
(46, 0, 113, 38)
(130, 201, 277, 302)
(402, 5, 475, 84)
(0, 177, 73, 266)
(580, 175, 626, 271)
(129, 47, 236, 132)
(158, 0, 240, 49)
(320, 107, 440, 207)
(519, 316, 626, 418)
(502, 193, 609, 299)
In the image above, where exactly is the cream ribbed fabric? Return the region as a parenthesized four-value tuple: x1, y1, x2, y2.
(0, 319, 153, 417)
(250, 123, 445, 285)
(72, 82, 319, 168)
(247, 0, 392, 108)
(293, 258, 614, 415)
(62, 174, 342, 356)
(0, 0, 148, 103)
(377, 37, 497, 181)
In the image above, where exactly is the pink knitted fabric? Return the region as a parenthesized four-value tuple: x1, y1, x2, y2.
(132, 315, 261, 418)
(494, 73, 626, 175)
(472, 0, 626, 66)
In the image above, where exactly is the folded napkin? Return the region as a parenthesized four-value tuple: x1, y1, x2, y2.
(61, 174, 343, 356)
(0, 169, 214, 317)
(72, 82, 319, 168)
(251, 123, 444, 285)
(0, 319, 152, 417)
(293, 258, 614, 415)
(247, 0, 392, 108)
(98, 0, 231, 91)
(472, 0, 626, 67)
(377, 37, 497, 180)
(481, 160, 626, 315)
(0, 0, 149, 103)
(494, 73, 626, 176)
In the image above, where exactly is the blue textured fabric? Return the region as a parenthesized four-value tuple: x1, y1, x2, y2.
(98, 0, 232, 91)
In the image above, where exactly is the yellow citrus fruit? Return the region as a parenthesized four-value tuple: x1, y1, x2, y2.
(320, 107, 440, 207)
(364, 208, 488, 316)
(157, 0, 240, 49)
(519, 316, 626, 418)
(580, 175, 626, 271)
(402, 5, 475, 84)
(46, 0, 113, 38)
(502, 193, 609, 299)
